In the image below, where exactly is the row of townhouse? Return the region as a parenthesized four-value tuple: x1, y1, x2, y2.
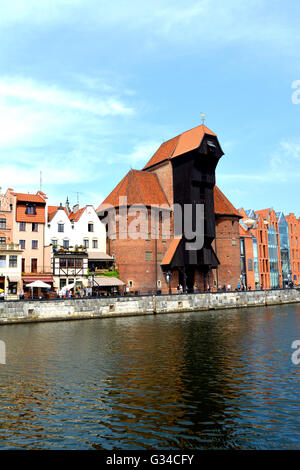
(0, 188, 112, 299)
(239, 208, 300, 290)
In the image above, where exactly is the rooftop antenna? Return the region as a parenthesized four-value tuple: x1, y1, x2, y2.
(201, 113, 206, 124)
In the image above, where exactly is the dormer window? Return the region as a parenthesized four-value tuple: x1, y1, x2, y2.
(207, 140, 217, 155)
(25, 205, 36, 215)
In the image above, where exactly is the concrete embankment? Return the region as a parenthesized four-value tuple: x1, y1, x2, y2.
(0, 289, 299, 325)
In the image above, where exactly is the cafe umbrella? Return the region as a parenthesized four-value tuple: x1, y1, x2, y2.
(26, 280, 52, 299)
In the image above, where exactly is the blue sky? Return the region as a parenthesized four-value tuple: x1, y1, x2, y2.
(0, 0, 299, 215)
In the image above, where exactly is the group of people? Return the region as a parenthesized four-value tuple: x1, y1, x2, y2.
(58, 287, 92, 299)
(176, 283, 250, 294)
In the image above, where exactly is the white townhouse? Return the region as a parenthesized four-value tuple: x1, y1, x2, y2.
(45, 202, 107, 253)
(45, 202, 113, 290)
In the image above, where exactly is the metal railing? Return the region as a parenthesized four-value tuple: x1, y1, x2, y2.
(0, 285, 298, 302)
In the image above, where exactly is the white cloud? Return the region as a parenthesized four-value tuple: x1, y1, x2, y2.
(119, 141, 161, 165)
(0, 0, 297, 53)
(219, 138, 300, 185)
(0, 75, 136, 190)
(0, 77, 133, 118)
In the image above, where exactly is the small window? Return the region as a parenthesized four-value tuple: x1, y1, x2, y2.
(145, 251, 152, 261)
(63, 239, 69, 249)
(157, 280, 161, 288)
(128, 280, 133, 288)
(83, 239, 89, 249)
(0, 255, 6, 267)
(9, 255, 17, 267)
(25, 206, 36, 215)
(19, 222, 26, 231)
(32, 223, 38, 232)
(51, 239, 58, 246)
(19, 240, 25, 249)
(58, 224, 64, 233)
(32, 240, 38, 249)
(0, 218, 6, 229)
(88, 223, 94, 232)
(92, 239, 98, 249)
(157, 252, 163, 262)
(0, 237, 5, 244)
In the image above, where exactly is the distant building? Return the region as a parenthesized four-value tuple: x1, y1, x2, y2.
(0, 188, 14, 246)
(238, 210, 257, 290)
(239, 208, 286, 290)
(0, 243, 22, 299)
(286, 213, 300, 285)
(276, 211, 292, 287)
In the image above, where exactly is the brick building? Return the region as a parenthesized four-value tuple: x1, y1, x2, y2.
(0, 188, 13, 246)
(286, 213, 300, 285)
(97, 123, 242, 293)
(238, 208, 285, 290)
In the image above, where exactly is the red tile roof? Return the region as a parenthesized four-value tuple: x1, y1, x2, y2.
(161, 237, 181, 265)
(239, 223, 250, 237)
(143, 124, 217, 170)
(16, 205, 45, 223)
(214, 186, 241, 217)
(255, 208, 270, 220)
(14, 192, 46, 203)
(97, 169, 170, 211)
(69, 206, 87, 222)
(48, 205, 69, 222)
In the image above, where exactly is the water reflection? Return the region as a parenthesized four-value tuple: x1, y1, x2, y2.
(0, 304, 300, 449)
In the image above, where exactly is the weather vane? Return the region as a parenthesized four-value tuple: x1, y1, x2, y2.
(201, 113, 206, 124)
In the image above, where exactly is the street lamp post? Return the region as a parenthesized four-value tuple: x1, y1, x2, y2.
(165, 270, 172, 295)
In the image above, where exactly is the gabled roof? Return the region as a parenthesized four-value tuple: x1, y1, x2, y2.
(97, 169, 170, 212)
(143, 124, 218, 170)
(69, 206, 87, 222)
(161, 237, 182, 266)
(16, 205, 45, 223)
(48, 205, 69, 222)
(14, 192, 46, 204)
(255, 208, 271, 220)
(214, 186, 241, 217)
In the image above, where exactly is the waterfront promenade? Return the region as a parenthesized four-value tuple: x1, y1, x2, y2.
(0, 288, 299, 325)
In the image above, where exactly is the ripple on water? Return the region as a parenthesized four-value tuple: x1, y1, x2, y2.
(0, 304, 300, 449)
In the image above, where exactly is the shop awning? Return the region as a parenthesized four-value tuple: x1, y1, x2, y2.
(88, 252, 114, 261)
(92, 277, 124, 287)
(8, 276, 20, 283)
(22, 276, 54, 283)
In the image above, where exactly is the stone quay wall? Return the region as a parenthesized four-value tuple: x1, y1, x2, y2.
(0, 289, 299, 325)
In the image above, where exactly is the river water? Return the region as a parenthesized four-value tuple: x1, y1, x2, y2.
(0, 304, 299, 450)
